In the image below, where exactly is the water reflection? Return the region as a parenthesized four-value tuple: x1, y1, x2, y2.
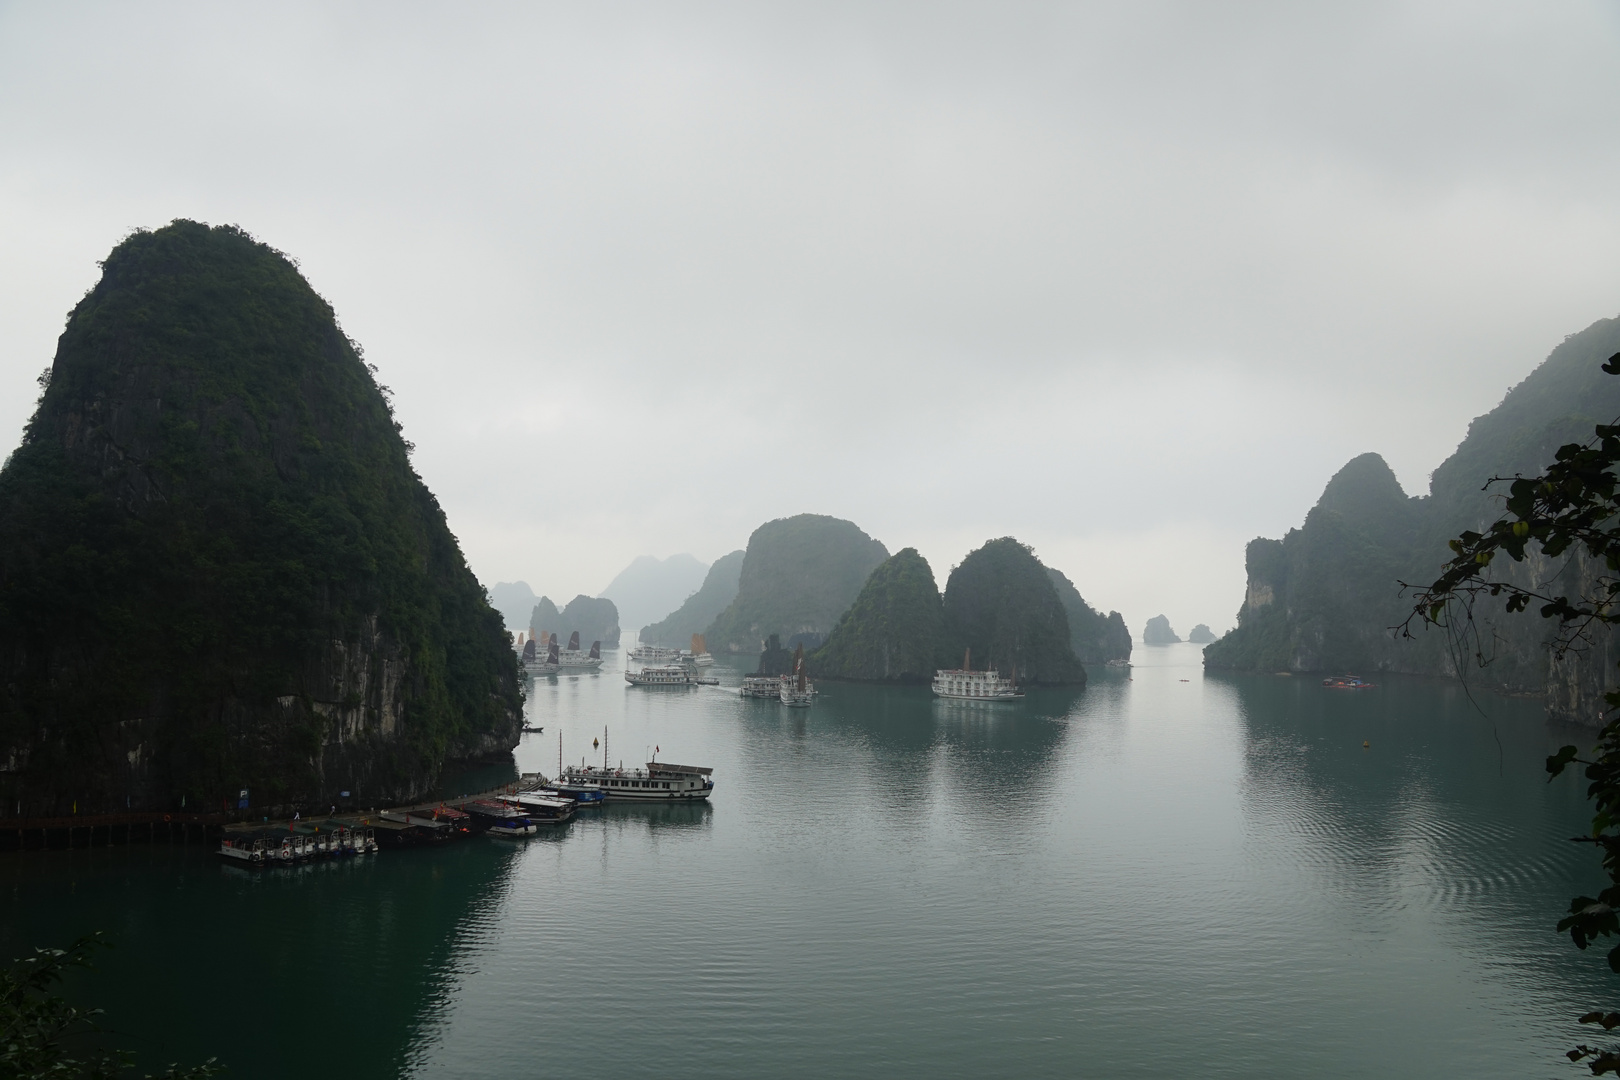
(0, 838, 524, 1080)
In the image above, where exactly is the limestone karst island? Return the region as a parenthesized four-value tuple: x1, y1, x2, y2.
(4, 10, 1619, 1079)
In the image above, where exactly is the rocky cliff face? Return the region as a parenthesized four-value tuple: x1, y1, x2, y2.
(810, 548, 946, 682)
(941, 538, 1086, 686)
(0, 221, 522, 815)
(1045, 568, 1132, 665)
(705, 515, 889, 653)
(1206, 315, 1620, 725)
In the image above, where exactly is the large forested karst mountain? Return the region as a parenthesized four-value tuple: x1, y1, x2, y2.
(1205, 314, 1620, 725)
(1045, 568, 1132, 665)
(704, 516, 889, 653)
(639, 550, 744, 646)
(600, 554, 708, 634)
(0, 220, 522, 816)
(940, 538, 1086, 685)
(810, 548, 947, 682)
(558, 594, 620, 648)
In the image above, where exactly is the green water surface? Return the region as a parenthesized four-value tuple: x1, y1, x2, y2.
(0, 644, 1608, 1077)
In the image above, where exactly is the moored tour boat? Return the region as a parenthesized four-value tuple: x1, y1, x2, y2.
(464, 800, 538, 836)
(1322, 676, 1377, 689)
(932, 649, 1024, 700)
(780, 644, 814, 707)
(626, 664, 694, 687)
(629, 642, 680, 664)
(740, 675, 784, 698)
(560, 760, 714, 801)
(557, 632, 605, 671)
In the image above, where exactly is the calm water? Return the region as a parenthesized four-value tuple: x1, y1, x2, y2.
(1, 643, 1612, 1077)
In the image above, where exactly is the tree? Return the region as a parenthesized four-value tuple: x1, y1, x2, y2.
(1403, 352, 1620, 1073)
(0, 933, 219, 1079)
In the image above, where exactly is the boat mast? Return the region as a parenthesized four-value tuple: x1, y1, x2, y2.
(603, 725, 609, 771)
(963, 647, 971, 672)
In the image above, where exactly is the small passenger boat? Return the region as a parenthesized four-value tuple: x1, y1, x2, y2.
(464, 800, 538, 836)
(740, 675, 785, 698)
(780, 645, 814, 707)
(1322, 676, 1377, 689)
(559, 760, 714, 801)
(625, 664, 694, 687)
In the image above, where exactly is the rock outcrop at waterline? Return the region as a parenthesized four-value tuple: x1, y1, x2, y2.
(1045, 567, 1132, 665)
(0, 221, 523, 815)
(1143, 615, 1180, 645)
(1204, 314, 1620, 725)
(810, 548, 946, 682)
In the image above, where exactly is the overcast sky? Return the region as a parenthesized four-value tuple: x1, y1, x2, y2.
(4, 2, 1620, 638)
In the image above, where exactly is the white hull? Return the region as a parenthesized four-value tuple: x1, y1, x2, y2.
(562, 761, 714, 800)
(932, 668, 1024, 700)
(625, 665, 694, 686)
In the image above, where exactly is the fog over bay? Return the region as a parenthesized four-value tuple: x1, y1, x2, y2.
(4, 2, 1620, 636)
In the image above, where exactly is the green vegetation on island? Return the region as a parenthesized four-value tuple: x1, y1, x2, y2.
(940, 538, 1086, 685)
(809, 548, 946, 682)
(639, 550, 744, 646)
(704, 515, 888, 653)
(1142, 615, 1181, 645)
(1045, 567, 1132, 665)
(1204, 315, 1620, 726)
(558, 594, 620, 648)
(0, 221, 522, 817)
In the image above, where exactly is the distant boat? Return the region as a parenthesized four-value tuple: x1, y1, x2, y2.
(524, 638, 562, 677)
(1322, 676, 1377, 690)
(685, 633, 715, 667)
(932, 647, 1024, 700)
(780, 645, 815, 707)
(557, 632, 605, 671)
(741, 675, 785, 698)
(630, 642, 680, 664)
(626, 664, 695, 687)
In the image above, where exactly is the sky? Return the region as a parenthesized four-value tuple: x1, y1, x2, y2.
(4, 2, 1620, 639)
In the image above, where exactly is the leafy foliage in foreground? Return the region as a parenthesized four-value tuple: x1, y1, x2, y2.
(1404, 352, 1620, 1073)
(0, 933, 219, 1080)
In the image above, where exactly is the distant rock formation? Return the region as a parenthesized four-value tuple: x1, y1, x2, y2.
(600, 554, 709, 634)
(640, 550, 745, 647)
(558, 595, 620, 648)
(941, 538, 1086, 685)
(756, 633, 795, 676)
(1187, 624, 1217, 644)
(489, 581, 539, 632)
(528, 595, 562, 638)
(1045, 567, 1132, 665)
(0, 221, 521, 815)
(705, 515, 889, 653)
(810, 548, 946, 682)
(1143, 616, 1181, 645)
(1203, 313, 1620, 726)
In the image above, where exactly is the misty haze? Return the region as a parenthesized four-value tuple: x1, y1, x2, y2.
(3, 4, 1620, 1078)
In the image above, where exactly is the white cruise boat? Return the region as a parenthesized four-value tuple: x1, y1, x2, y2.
(524, 638, 562, 676)
(625, 664, 694, 686)
(740, 675, 784, 698)
(629, 642, 680, 664)
(683, 634, 715, 667)
(780, 644, 815, 707)
(932, 649, 1024, 700)
(560, 760, 714, 801)
(557, 632, 605, 671)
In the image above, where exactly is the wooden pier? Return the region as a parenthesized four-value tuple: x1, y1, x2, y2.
(1, 773, 549, 854)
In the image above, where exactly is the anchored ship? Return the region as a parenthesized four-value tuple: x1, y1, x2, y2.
(932, 648, 1025, 700)
(683, 633, 715, 667)
(625, 664, 695, 686)
(560, 761, 714, 801)
(557, 631, 605, 671)
(780, 644, 814, 707)
(629, 642, 680, 664)
(740, 675, 784, 698)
